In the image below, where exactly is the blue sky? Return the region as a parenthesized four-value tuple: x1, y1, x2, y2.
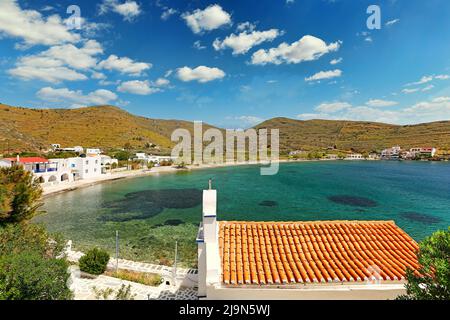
(1, 0, 450, 128)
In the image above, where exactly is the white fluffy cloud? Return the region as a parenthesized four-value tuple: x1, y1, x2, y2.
(182, 4, 231, 34)
(9, 64, 87, 83)
(37, 87, 117, 107)
(176, 66, 225, 83)
(298, 97, 450, 124)
(193, 40, 206, 50)
(315, 102, 351, 113)
(251, 35, 341, 65)
(385, 19, 400, 27)
(99, 0, 142, 21)
(365, 99, 398, 107)
(161, 8, 177, 20)
(330, 57, 343, 65)
(8, 40, 103, 83)
(98, 55, 151, 76)
(305, 69, 342, 82)
(402, 88, 420, 94)
(405, 74, 448, 87)
(154, 78, 170, 87)
(0, 0, 80, 47)
(213, 28, 282, 55)
(117, 80, 159, 95)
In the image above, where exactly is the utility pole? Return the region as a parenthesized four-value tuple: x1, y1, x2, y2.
(115, 230, 119, 274)
(173, 241, 178, 286)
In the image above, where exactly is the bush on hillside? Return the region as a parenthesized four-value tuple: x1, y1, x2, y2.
(79, 248, 110, 275)
(398, 228, 450, 300)
(0, 251, 72, 300)
(0, 224, 71, 300)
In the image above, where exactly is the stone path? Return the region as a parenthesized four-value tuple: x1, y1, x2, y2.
(66, 244, 199, 300)
(69, 266, 198, 300)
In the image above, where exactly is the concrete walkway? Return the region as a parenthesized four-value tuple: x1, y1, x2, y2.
(66, 244, 198, 300)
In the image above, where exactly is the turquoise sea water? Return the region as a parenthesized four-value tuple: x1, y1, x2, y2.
(35, 161, 450, 267)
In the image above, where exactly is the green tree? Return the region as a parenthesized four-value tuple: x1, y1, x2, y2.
(0, 165, 43, 223)
(0, 252, 72, 300)
(115, 150, 131, 161)
(398, 228, 450, 300)
(0, 224, 72, 300)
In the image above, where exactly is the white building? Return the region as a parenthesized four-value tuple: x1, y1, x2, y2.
(134, 153, 177, 165)
(381, 146, 401, 160)
(100, 155, 118, 173)
(197, 183, 418, 300)
(344, 153, 364, 160)
(86, 148, 102, 156)
(68, 156, 103, 180)
(409, 147, 437, 158)
(53, 145, 84, 153)
(1, 157, 74, 186)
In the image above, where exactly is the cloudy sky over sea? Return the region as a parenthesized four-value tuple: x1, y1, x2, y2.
(1, 0, 449, 127)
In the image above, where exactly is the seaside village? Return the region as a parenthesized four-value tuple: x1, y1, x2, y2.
(0, 144, 177, 192)
(0, 143, 447, 193)
(289, 145, 447, 161)
(0, 142, 442, 300)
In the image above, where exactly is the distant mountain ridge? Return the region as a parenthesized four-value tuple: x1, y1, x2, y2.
(1, 104, 450, 153)
(255, 117, 450, 153)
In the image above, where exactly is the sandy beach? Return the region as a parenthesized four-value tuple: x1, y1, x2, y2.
(42, 159, 291, 196)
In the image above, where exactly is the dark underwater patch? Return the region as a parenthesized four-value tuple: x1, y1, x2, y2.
(152, 219, 185, 228)
(400, 212, 442, 224)
(328, 195, 377, 207)
(259, 200, 278, 207)
(98, 188, 202, 222)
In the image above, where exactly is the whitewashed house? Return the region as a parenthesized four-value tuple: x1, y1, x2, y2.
(134, 153, 177, 165)
(1, 157, 73, 185)
(344, 153, 364, 160)
(69, 156, 103, 180)
(86, 148, 102, 156)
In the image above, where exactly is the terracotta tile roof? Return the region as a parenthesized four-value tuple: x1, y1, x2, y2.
(218, 220, 419, 285)
(6, 157, 49, 164)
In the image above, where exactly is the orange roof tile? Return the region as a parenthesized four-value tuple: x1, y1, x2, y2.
(218, 220, 419, 285)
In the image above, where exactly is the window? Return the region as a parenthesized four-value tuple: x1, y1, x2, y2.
(95, 160, 98, 164)
(85, 169, 88, 174)
(86, 160, 89, 165)
(94, 168, 97, 172)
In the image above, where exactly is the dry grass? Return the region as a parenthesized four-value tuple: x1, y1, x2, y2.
(2, 104, 450, 154)
(105, 269, 163, 286)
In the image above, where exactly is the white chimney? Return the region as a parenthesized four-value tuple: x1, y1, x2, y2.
(198, 179, 219, 297)
(202, 179, 217, 243)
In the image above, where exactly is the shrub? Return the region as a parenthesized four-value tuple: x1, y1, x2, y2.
(0, 251, 72, 300)
(79, 248, 110, 275)
(398, 227, 450, 300)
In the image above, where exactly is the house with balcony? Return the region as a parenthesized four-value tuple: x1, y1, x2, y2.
(2, 156, 73, 185)
(409, 147, 437, 158)
(197, 182, 419, 300)
(381, 146, 401, 160)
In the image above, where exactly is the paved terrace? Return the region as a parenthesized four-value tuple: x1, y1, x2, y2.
(66, 245, 198, 300)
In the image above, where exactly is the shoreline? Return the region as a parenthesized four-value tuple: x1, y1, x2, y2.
(42, 159, 291, 197)
(42, 157, 445, 197)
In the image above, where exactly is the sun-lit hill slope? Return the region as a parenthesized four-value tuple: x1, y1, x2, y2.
(254, 117, 450, 153)
(0, 104, 214, 153)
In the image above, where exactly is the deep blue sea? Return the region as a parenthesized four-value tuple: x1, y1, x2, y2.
(35, 161, 450, 267)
